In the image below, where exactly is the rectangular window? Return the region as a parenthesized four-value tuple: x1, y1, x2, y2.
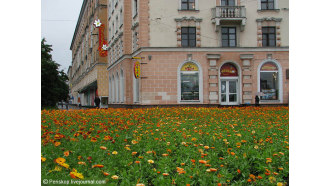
(221, 0, 235, 6)
(262, 27, 276, 47)
(181, 27, 196, 47)
(181, 0, 195, 10)
(221, 27, 236, 47)
(261, 0, 274, 10)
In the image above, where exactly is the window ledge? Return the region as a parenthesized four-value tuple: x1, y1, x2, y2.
(260, 100, 280, 103)
(257, 9, 280, 12)
(178, 9, 199, 12)
(180, 100, 201, 103)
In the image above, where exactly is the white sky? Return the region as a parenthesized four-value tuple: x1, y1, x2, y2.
(41, 0, 84, 72)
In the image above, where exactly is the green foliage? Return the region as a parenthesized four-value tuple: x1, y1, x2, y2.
(41, 38, 69, 108)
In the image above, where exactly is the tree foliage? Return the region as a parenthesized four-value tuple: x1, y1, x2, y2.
(41, 38, 69, 108)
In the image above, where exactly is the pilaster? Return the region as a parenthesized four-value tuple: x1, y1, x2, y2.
(207, 54, 221, 104)
(240, 54, 254, 104)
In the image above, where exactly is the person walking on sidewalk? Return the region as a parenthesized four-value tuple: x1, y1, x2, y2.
(94, 96, 100, 108)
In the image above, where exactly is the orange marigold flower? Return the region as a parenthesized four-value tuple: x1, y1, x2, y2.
(163, 173, 169, 176)
(230, 152, 235, 156)
(54, 142, 61, 147)
(205, 164, 211, 167)
(131, 140, 138, 144)
(209, 168, 217, 172)
(136, 184, 145, 186)
(100, 146, 107, 150)
(78, 161, 86, 165)
(265, 172, 271, 176)
(132, 152, 137, 155)
(204, 146, 210, 149)
(103, 172, 110, 176)
(91, 137, 97, 142)
(273, 172, 279, 175)
(162, 154, 169, 157)
(181, 163, 185, 166)
(237, 169, 241, 174)
(135, 161, 140, 164)
(217, 184, 222, 186)
(55, 157, 66, 164)
(64, 151, 70, 157)
(92, 164, 104, 168)
(191, 159, 196, 163)
(41, 156, 46, 162)
(247, 179, 252, 182)
(198, 160, 207, 164)
(278, 167, 284, 171)
(257, 176, 263, 179)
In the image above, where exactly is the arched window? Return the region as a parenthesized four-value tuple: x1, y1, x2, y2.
(259, 62, 280, 100)
(116, 72, 119, 103)
(110, 77, 112, 103)
(178, 61, 202, 102)
(111, 75, 115, 103)
(120, 69, 124, 103)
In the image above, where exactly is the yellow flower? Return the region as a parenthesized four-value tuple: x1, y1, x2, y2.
(254, 145, 259, 149)
(41, 156, 46, 162)
(277, 182, 283, 186)
(70, 169, 84, 179)
(269, 176, 276, 183)
(132, 140, 138, 144)
(111, 175, 119, 179)
(112, 151, 118, 155)
(148, 160, 154, 164)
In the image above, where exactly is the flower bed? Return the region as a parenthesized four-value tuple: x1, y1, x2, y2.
(41, 107, 289, 185)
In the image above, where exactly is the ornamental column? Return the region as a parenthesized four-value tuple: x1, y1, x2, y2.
(240, 54, 254, 104)
(207, 54, 221, 104)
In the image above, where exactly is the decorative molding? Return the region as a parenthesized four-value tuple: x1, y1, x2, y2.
(207, 54, 221, 59)
(256, 17, 282, 22)
(175, 16, 203, 22)
(240, 54, 254, 59)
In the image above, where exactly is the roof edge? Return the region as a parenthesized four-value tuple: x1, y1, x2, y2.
(70, 0, 88, 50)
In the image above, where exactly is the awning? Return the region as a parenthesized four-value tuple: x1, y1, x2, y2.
(78, 81, 97, 93)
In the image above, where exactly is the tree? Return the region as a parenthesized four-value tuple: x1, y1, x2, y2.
(41, 38, 69, 108)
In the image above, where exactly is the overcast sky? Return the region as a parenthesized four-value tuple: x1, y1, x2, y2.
(41, 0, 84, 72)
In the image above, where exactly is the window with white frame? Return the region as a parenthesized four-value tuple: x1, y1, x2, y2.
(180, 0, 198, 10)
(258, 0, 278, 10)
(178, 61, 202, 102)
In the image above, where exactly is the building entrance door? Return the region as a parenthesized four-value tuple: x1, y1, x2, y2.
(220, 80, 238, 105)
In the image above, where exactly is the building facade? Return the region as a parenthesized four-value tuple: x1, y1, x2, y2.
(70, 0, 289, 107)
(107, 0, 289, 106)
(69, 0, 109, 107)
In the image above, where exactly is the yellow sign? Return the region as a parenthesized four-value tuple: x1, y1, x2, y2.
(134, 61, 141, 79)
(181, 62, 198, 71)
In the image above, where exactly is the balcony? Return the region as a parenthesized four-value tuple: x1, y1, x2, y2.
(211, 6, 247, 31)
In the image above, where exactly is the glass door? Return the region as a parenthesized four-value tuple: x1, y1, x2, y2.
(220, 80, 238, 105)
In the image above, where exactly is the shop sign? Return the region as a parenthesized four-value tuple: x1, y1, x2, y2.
(220, 64, 238, 77)
(134, 61, 141, 79)
(181, 62, 198, 71)
(261, 62, 278, 71)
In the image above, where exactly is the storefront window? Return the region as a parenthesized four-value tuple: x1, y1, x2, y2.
(180, 62, 199, 101)
(260, 62, 278, 100)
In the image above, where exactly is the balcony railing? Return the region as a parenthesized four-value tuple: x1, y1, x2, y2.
(212, 6, 246, 18)
(211, 6, 247, 31)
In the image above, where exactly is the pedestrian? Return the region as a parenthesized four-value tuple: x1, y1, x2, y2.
(94, 96, 101, 108)
(255, 95, 260, 106)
